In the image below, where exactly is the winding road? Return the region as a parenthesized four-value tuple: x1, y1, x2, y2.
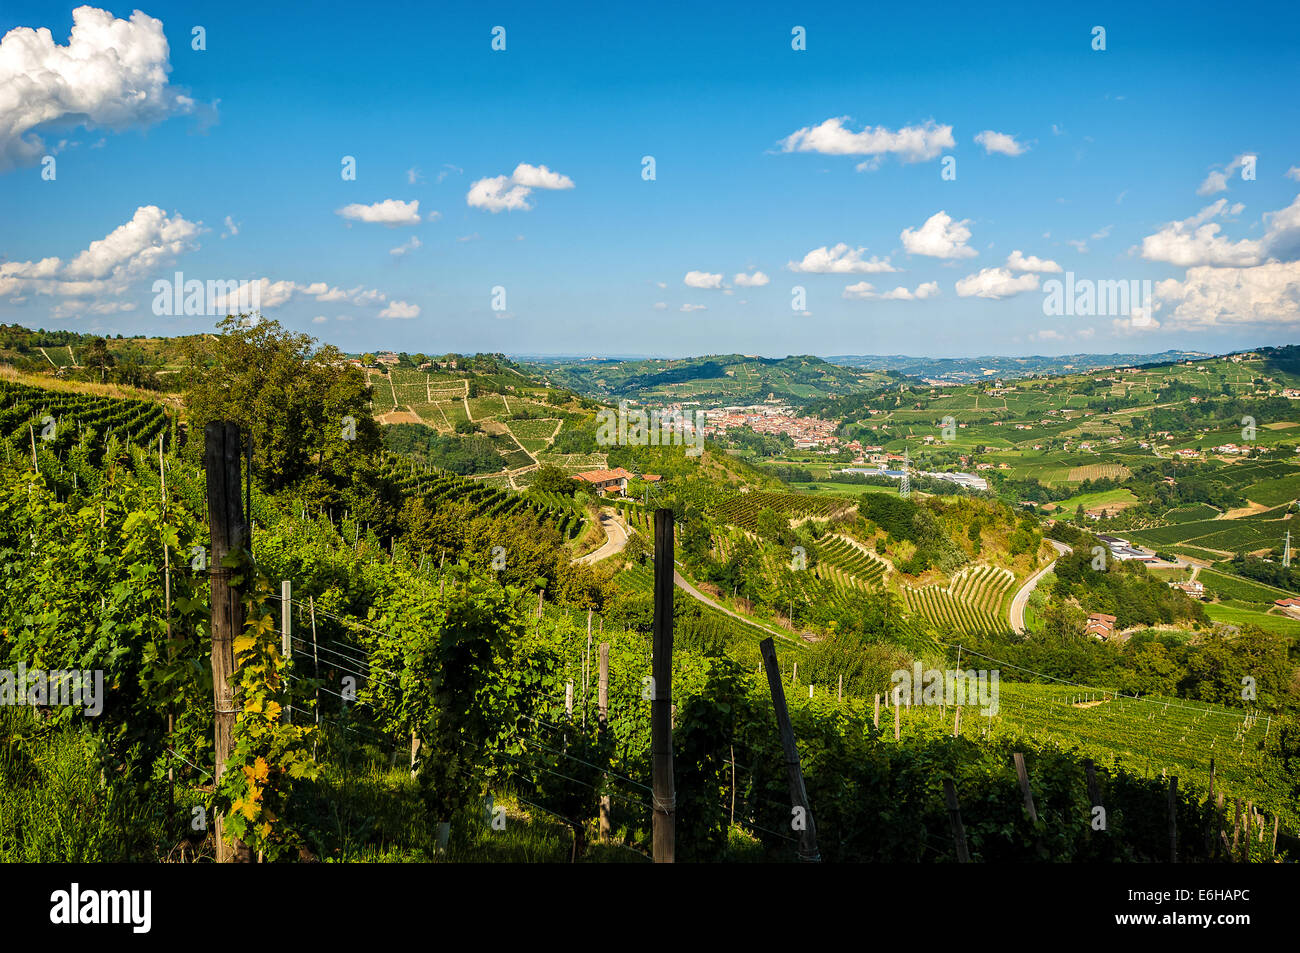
(1009, 539, 1072, 634)
(576, 508, 629, 565)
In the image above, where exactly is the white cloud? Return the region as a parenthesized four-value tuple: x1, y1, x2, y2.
(312, 315, 328, 324)
(467, 163, 575, 212)
(680, 303, 707, 312)
(787, 243, 897, 273)
(900, 211, 976, 259)
(0, 6, 198, 172)
(733, 270, 770, 287)
(466, 175, 532, 212)
(0, 205, 202, 299)
(1155, 261, 1300, 328)
(1287, 166, 1300, 182)
(336, 199, 422, 226)
(1139, 199, 1262, 267)
(843, 280, 939, 300)
(222, 216, 239, 238)
(390, 236, 422, 257)
(1196, 154, 1252, 196)
(1091, 225, 1112, 241)
(779, 117, 953, 167)
(652, 302, 667, 310)
(1031, 329, 1064, 341)
(954, 267, 1040, 299)
(407, 167, 423, 185)
(378, 300, 420, 319)
(974, 130, 1027, 156)
(510, 163, 574, 190)
(1006, 250, 1062, 273)
(684, 270, 724, 289)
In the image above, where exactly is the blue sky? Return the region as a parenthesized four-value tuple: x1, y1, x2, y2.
(1, 1, 1298, 358)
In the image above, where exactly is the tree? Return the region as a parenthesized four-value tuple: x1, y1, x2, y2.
(361, 352, 376, 366)
(183, 316, 383, 498)
(531, 464, 581, 496)
(84, 337, 115, 383)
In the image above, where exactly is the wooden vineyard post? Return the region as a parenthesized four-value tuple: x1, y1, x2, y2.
(204, 422, 252, 863)
(1013, 752, 1038, 822)
(280, 580, 292, 724)
(942, 779, 971, 863)
(953, 706, 961, 738)
(651, 508, 675, 863)
(759, 637, 821, 863)
(1168, 776, 1178, 863)
(1085, 759, 1103, 838)
(598, 642, 611, 842)
(894, 690, 901, 741)
(874, 693, 880, 729)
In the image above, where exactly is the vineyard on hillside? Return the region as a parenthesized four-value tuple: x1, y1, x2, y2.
(900, 565, 1015, 636)
(813, 534, 890, 588)
(711, 490, 855, 529)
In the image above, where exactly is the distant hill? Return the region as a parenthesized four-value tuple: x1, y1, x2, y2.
(526, 353, 903, 404)
(825, 350, 1214, 383)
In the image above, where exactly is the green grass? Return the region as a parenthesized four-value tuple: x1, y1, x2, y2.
(1203, 601, 1300, 637)
(1199, 568, 1299, 603)
(1048, 487, 1137, 513)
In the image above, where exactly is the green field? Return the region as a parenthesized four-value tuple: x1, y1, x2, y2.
(1204, 601, 1300, 637)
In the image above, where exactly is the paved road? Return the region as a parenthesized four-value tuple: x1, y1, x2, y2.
(672, 570, 803, 646)
(1009, 539, 1072, 634)
(576, 508, 629, 565)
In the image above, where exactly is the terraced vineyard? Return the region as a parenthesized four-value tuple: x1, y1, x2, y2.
(813, 534, 890, 587)
(381, 456, 587, 539)
(711, 490, 854, 529)
(0, 380, 170, 456)
(901, 565, 1015, 635)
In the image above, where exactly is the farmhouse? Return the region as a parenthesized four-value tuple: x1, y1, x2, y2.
(573, 467, 636, 497)
(1085, 613, 1117, 639)
(1170, 580, 1205, 598)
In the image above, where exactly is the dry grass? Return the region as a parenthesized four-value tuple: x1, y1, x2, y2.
(1067, 463, 1131, 482)
(0, 364, 182, 408)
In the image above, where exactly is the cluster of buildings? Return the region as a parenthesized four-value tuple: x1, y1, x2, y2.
(1095, 534, 1159, 563)
(837, 467, 990, 491)
(702, 406, 842, 450)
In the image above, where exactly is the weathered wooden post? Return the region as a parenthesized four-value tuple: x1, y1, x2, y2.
(942, 779, 971, 863)
(760, 637, 821, 863)
(204, 422, 252, 863)
(598, 641, 611, 842)
(651, 508, 675, 863)
(280, 580, 291, 724)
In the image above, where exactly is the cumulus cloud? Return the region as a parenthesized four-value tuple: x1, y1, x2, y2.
(0, 205, 201, 299)
(954, 267, 1040, 299)
(1155, 261, 1300, 327)
(378, 300, 420, 319)
(787, 243, 897, 273)
(779, 117, 953, 168)
(684, 270, 724, 289)
(336, 199, 422, 226)
(1006, 250, 1062, 273)
(900, 211, 976, 259)
(1138, 199, 1261, 267)
(467, 163, 575, 212)
(843, 280, 939, 300)
(974, 130, 1027, 156)
(733, 270, 770, 287)
(1196, 154, 1253, 196)
(680, 303, 707, 312)
(389, 236, 422, 256)
(0, 6, 199, 172)
(1287, 166, 1300, 182)
(510, 163, 574, 190)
